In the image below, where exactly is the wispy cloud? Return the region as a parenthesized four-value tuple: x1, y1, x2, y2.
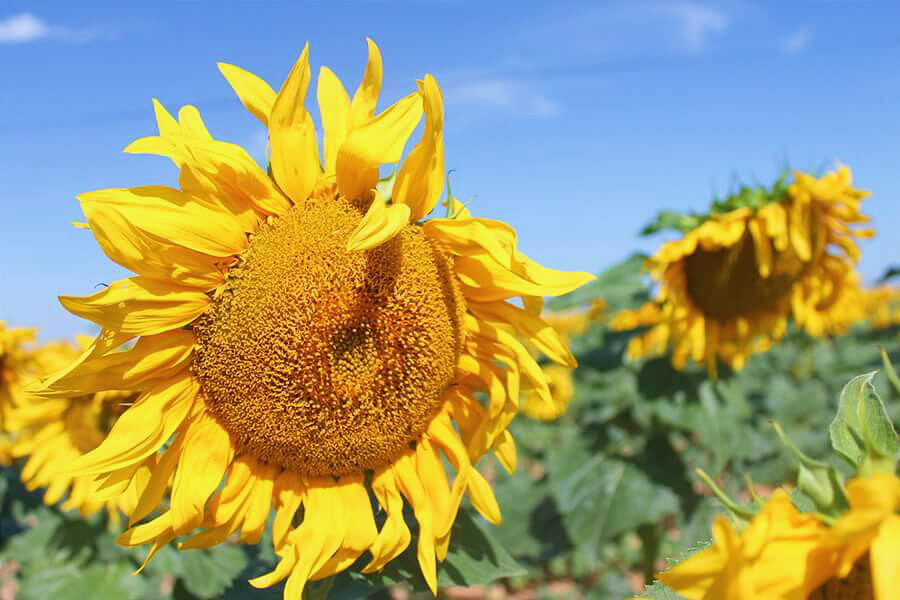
(657, 2, 731, 53)
(0, 13, 115, 45)
(779, 27, 813, 55)
(445, 79, 560, 118)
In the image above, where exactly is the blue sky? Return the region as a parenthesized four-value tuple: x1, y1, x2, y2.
(1, 1, 898, 341)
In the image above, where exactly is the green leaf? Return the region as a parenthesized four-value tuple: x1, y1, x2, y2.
(179, 544, 249, 599)
(18, 562, 146, 600)
(641, 581, 687, 600)
(439, 508, 527, 587)
(551, 454, 678, 565)
(829, 371, 899, 471)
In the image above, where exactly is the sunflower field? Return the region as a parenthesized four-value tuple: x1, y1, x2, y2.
(2, 33, 899, 600)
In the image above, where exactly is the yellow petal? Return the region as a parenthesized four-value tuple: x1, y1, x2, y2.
(312, 473, 377, 579)
(468, 300, 576, 367)
(317, 66, 351, 175)
(392, 75, 445, 222)
(393, 454, 438, 595)
(59, 277, 210, 338)
(80, 186, 247, 260)
(218, 62, 277, 126)
(178, 106, 213, 140)
(30, 330, 195, 398)
(170, 412, 234, 535)
(467, 468, 501, 525)
(345, 191, 411, 251)
(269, 43, 321, 203)
(349, 38, 383, 128)
(239, 461, 280, 544)
(336, 93, 423, 202)
(871, 517, 900, 600)
(272, 470, 305, 550)
(130, 438, 184, 525)
(364, 467, 411, 573)
(70, 372, 197, 476)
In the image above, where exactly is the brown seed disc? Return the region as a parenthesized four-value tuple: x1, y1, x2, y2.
(683, 212, 824, 322)
(192, 194, 466, 477)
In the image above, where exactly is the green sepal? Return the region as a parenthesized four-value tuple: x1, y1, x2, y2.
(829, 371, 899, 475)
(771, 421, 848, 518)
(881, 350, 900, 395)
(693, 468, 754, 528)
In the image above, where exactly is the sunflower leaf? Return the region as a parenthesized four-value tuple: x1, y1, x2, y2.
(829, 371, 899, 472)
(439, 508, 527, 586)
(178, 544, 248, 599)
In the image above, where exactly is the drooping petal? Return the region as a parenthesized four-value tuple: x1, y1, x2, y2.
(468, 300, 576, 367)
(70, 371, 197, 476)
(29, 330, 195, 398)
(345, 191, 411, 252)
(364, 467, 412, 573)
(170, 412, 234, 535)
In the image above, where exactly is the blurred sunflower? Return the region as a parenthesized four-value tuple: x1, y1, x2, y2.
(10, 336, 141, 519)
(1, 323, 42, 464)
(613, 167, 872, 373)
(657, 489, 826, 600)
(33, 40, 593, 595)
(522, 364, 575, 421)
(806, 473, 900, 600)
(520, 307, 600, 421)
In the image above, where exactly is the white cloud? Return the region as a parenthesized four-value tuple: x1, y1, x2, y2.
(0, 13, 113, 44)
(780, 28, 813, 55)
(0, 13, 48, 43)
(659, 2, 731, 53)
(446, 80, 560, 118)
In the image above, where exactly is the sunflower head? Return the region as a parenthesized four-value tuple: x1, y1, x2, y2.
(33, 40, 594, 596)
(614, 167, 873, 373)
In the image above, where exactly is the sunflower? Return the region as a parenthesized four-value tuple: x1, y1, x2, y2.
(613, 167, 872, 373)
(657, 489, 826, 600)
(522, 364, 575, 421)
(805, 473, 900, 600)
(32, 40, 593, 595)
(861, 285, 900, 330)
(9, 336, 141, 519)
(1, 323, 41, 464)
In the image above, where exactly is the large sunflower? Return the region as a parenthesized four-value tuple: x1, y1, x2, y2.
(9, 336, 141, 519)
(613, 168, 872, 373)
(32, 40, 593, 594)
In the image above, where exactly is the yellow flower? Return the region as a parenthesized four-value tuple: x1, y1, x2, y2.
(1, 323, 42, 464)
(805, 473, 900, 600)
(613, 168, 872, 373)
(862, 285, 900, 330)
(657, 490, 825, 600)
(522, 364, 575, 421)
(9, 337, 140, 519)
(33, 40, 593, 595)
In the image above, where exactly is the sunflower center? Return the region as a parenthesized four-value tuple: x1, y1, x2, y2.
(192, 193, 466, 477)
(808, 554, 872, 600)
(683, 214, 824, 321)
